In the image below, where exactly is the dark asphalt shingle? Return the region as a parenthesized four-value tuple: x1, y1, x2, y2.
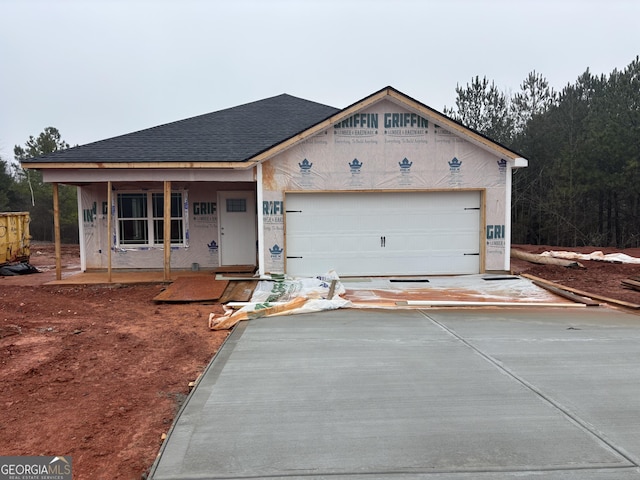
(22, 94, 339, 164)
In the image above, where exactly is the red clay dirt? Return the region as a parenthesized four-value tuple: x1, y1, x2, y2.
(1, 244, 228, 479)
(510, 244, 640, 306)
(1, 243, 639, 480)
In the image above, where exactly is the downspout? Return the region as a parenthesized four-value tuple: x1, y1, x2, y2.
(256, 163, 265, 276)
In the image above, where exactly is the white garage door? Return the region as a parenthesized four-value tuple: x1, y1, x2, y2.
(285, 191, 481, 276)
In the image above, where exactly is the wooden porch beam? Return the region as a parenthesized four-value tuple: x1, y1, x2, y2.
(52, 183, 61, 281)
(107, 181, 112, 283)
(164, 181, 171, 281)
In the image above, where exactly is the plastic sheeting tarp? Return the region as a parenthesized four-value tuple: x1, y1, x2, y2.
(208, 271, 352, 330)
(0, 262, 39, 276)
(540, 251, 640, 264)
(342, 275, 568, 308)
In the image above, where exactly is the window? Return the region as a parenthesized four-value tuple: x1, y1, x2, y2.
(226, 198, 247, 212)
(117, 193, 148, 245)
(117, 191, 186, 246)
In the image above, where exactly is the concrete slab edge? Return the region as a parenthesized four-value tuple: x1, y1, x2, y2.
(147, 321, 249, 479)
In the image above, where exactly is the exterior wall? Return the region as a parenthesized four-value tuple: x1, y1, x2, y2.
(261, 99, 510, 273)
(79, 181, 254, 270)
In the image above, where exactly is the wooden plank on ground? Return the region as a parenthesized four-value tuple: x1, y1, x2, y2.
(522, 273, 640, 310)
(530, 280, 600, 306)
(153, 276, 229, 303)
(621, 278, 640, 291)
(218, 280, 258, 303)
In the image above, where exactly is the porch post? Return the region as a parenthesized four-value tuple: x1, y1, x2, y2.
(52, 182, 61, 281)
(256, 164, 265, 276)
(107, 181, 112, 283)
(163, 181, 171, 281)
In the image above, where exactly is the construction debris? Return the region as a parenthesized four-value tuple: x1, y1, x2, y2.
(528, 280, 600, 306)
(217, 280, 258, 303)
(511, 249, 585, 268)
(208, 271, 351, 330)
(522, 273, 640, 310)
(539, 251, 640, 264)
(0, 262, 39, 276)
(209, 297, 309, 330)
(621, 276, 640, 292)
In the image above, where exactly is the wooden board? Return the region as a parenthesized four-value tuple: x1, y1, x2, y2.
(621, 278, 640, 291)
(213, 265, 256, 274)
(153, 276, 229, 303)
(218, 280, 258, 303)
(522, 273, 640, 309)
(530, 280, 600, 306)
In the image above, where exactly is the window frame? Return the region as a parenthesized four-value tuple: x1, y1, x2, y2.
(115, 190, 187, 247)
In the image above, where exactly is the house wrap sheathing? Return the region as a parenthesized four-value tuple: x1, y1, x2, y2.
(261, 97, 524, 276)
(22, 87, 527, 276)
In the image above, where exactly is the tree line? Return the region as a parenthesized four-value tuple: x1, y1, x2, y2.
(2, 57, 639, 247)
(445, 56, 640, 248)
(1, 127, 78, 243)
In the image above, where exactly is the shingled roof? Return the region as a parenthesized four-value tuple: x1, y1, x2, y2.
(22, 94, 339, 165)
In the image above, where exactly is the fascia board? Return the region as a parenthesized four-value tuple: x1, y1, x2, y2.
(23, 161, 253, 170)
(385, 89, 527, 164)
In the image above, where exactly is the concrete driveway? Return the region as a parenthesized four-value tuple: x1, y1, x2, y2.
(150, 307, 640, 479)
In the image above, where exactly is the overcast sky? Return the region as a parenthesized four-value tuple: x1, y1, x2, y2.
(1, 0, 638, 161)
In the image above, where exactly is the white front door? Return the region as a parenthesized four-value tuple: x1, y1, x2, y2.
(218, 191, 257, 266)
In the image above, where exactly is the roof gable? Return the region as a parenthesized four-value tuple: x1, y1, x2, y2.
(22, 94, 339, 166)
(247, 86, 527, 166)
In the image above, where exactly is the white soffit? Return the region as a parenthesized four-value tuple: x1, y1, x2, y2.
(42, 168, 255, 183)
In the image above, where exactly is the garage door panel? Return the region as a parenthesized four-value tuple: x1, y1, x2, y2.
(285, 192, 481, 276)
(289, 233, 380, 256)
(287, 251, 381, 274)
